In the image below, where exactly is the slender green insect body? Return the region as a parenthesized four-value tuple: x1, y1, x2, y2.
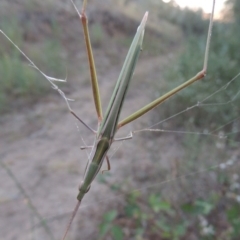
(98, 13, 147, 140)
(77, 12, 148, 202)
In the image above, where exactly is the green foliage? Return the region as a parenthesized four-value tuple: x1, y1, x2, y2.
(168, 7, 208, 36)
(0, 53, 47, 112)
(99, 168, 240, 239)
(227, 204, 240, 238)
(0, 16, 64, 113)
(226, 0, 240, 23)
(98, 182, 189, 239)
(99, 210, 124, 240)
(140, 0, 208, 36)
(160, 19, 240, 128)
(89, 23, 104, 47)
(181, 200, 213, 215)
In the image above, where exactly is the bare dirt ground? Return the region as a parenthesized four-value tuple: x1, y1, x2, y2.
(0, 1, 183, 240)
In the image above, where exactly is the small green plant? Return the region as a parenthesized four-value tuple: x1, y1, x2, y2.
(99, 164, 240, 239)
(0, 15, 64, 113)
(0, 52, 48, 111)
(99, 210, 124, 240)
(98, 190, 188, 240)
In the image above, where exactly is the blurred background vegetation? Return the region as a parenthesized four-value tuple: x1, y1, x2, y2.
(161, 0, 240, 129)
(0, 6, 65, 112)
(1, 0, 240, 239)
(96, 1, 240, 239)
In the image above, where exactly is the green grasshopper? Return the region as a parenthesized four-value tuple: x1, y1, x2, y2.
(0, 0, 215, 239)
